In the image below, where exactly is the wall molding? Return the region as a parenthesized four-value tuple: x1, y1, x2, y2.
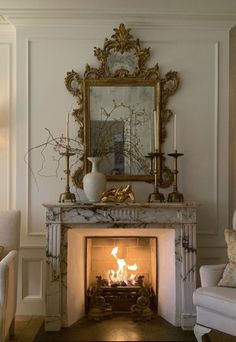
(1, 8, 236, 30)
(0, 43, 11, 210)
(198, 41, 220, 236)
(17, 249, 45, 315)
(22, 257, 43, 299)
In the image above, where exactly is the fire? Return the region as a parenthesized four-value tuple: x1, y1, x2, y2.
(108, 246, 138, 285)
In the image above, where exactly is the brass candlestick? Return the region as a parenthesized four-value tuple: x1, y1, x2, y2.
(59, 146, 76, 203)
(147, 150, 165, 203)
(167, 150, 184, 203)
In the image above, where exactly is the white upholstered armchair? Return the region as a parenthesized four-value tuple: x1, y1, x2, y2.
(193, 212, 236, 342)
(0, 211, 20, 342)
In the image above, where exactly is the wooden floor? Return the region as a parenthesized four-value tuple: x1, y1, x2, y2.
(7, 316, 236, 342)
(6, 316, 44, 342)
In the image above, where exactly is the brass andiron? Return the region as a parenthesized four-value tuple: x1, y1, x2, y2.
(59, 146, 76, 203)
(147, 150, 165, 203)
(167, 150, 184, 202)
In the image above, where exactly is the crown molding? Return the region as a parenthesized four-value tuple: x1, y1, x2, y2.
(1, 8, 236, 30)
(0, 15, 15, 31)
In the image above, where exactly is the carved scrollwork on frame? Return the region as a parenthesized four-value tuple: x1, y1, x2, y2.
(84, 23, 159, 79)
(65, 23, 180, 188)
(161, 71, 180, 142)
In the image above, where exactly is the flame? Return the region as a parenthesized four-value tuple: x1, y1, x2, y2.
(111, 246, 118, 258)
(108, 246, 138, 285)
(128, 264, 138, 271)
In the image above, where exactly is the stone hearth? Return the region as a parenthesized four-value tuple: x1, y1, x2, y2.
(43, 202, 198, 331)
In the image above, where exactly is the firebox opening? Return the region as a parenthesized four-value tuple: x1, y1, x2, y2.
(85, 236, 158, 314)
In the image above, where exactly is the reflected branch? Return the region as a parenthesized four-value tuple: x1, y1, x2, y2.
(91, 100, 150, 175)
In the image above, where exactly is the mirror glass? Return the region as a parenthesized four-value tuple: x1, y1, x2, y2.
(87, 81, 156, 176)
(107, 51, 138, 74)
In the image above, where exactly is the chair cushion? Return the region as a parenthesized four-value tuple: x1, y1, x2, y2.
(193, 286, 236, 319)
(218, 229, 236, 287)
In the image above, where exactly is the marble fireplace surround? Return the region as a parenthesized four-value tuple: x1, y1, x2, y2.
(43, 202, 198, 332)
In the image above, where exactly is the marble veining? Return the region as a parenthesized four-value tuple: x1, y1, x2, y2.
(43, 202, 199, 331)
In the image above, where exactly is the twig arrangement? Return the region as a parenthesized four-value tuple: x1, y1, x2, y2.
(24, 128, 83, 191)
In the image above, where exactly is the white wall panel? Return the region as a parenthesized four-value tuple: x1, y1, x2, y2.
(146, 40, 220, 236)
(0, 43, 10, 210)
(17, 248, 45, 315)
(22, 258, 43, 298)
(27, 38, 99, 235)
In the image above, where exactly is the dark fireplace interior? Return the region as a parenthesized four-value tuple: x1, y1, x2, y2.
(85, 236, 158, 314)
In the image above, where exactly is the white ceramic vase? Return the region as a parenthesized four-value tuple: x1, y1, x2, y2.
(83, 157, 106, 202)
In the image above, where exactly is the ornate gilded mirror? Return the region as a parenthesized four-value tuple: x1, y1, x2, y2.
(65, 23, 179, 187)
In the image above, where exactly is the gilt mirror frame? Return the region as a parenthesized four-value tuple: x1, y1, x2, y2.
(65, 23, 179, 188)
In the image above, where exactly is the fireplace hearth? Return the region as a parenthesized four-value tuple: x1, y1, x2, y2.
(44, 202, 198, 331)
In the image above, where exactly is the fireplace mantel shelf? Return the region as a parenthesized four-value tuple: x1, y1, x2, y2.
(43, 201, 199, 208)
(44, 201, 198, 332)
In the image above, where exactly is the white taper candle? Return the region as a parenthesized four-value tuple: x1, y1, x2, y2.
(154, 110, 159, 150)
(174, 114, 177, 151)
(66, 112, 70, 146)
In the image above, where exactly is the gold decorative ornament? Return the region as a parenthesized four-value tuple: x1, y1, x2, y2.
(59, 146, 76, 203)
(167, 151, 184, 202)
(65, 23, 180, 188)
(147, 150, 165, 203)
(101, 184, 135, 203)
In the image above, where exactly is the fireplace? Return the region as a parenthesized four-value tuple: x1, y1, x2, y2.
(44, 202, 198, 331)
(85, 237, 157, 314)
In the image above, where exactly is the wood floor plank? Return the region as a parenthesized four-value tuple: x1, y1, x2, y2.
(6, 316, 44, 342)
(5, 315, 236, 342)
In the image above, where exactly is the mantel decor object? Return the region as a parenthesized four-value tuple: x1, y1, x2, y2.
(59, 146, 76, 203)
(83, 157, 106, 202)
(101, 184, 135, 203)
(147, 150, 165, 203)
(167, 150, 184, 202)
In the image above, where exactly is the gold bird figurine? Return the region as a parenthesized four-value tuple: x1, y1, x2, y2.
(101, 184, 135, 203)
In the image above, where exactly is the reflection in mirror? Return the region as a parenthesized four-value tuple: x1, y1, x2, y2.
(71, 79, 80, 91)
(107, 51, 138, 74)
(89, 85, 155, 176)
(163, 79, 175, 91)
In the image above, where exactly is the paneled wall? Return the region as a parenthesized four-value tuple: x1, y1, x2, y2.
(0, 28, 15, 210)
(0, 0, 236, 314)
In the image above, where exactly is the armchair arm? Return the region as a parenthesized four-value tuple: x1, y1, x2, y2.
(0, 250, 18, 340)
(200, 264, 226, 287)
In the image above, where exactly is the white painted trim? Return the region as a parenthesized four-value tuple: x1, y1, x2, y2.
(197, 41, 220, 236)
(214, 41, 219, 235)
(1, 7, 236, 22)
(22, 257, 44, 299)
(0, 43, 11, 210)
(6, 42, 10, 210)
(25, 38, 30, 236)
(20, 245, 45, 249)
(0, 6, 235, 31)
(27, 232, 46, 237)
